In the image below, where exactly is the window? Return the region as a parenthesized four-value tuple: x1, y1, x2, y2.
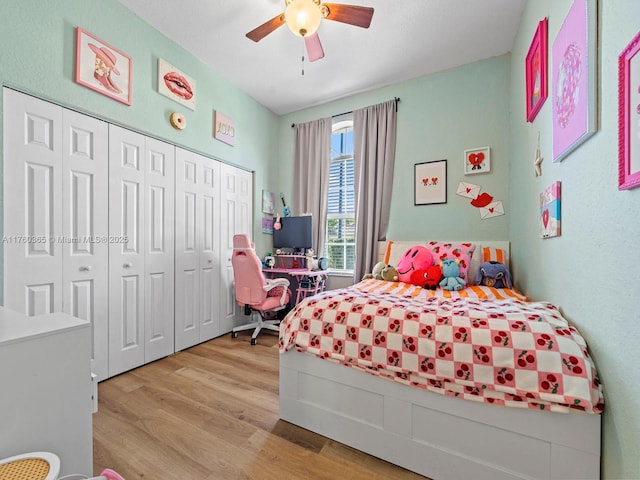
(326, 118, 355, 273)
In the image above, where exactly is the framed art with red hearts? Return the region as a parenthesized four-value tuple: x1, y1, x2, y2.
(463, 146, 491, 175)
(414, 159, 447, 205)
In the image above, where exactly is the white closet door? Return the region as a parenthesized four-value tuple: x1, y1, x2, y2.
(62, 109, 109, 382)
(144, 138, 175, 363)
(108, 125, 146, 377)
(219, 163, 253, 335)
(3, 88, 63, 315)
(199, 159, 221, 342)
(174, 148, 200, 350)
(175, 148, 220, 351)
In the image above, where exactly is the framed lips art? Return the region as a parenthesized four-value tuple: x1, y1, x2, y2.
(158, 59, 196, 110)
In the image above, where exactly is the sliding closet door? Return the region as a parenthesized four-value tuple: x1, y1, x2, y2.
(144, 138, 175, 363)
(175, 147, 220, 351)
(219, 163, 253, 334)
(3, 88, 63, 315)
(108, 125, 146, 376)
(62, 109, 109, 382)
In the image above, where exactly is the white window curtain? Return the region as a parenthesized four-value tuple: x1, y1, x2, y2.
(292, 118, 331, 257)
(353, 99, 398, 281)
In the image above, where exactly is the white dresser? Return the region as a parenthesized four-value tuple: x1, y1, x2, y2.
(0, 307, 92, 477)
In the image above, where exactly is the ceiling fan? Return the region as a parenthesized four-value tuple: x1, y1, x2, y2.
(246, 0, 374, 62)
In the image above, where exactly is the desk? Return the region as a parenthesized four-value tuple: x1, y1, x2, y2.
(263, 268, 328, 305)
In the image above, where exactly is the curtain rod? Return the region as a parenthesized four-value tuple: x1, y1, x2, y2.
(291, 97, 400, 128)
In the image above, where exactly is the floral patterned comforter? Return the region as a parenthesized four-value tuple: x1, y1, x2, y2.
(279, 279, 604, 414)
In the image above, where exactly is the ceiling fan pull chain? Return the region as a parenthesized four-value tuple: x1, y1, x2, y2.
(301, 41, 305, 76)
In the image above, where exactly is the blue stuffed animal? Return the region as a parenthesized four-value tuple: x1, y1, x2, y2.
(439, 259, 466, 291)
(474, 261, 512, 288)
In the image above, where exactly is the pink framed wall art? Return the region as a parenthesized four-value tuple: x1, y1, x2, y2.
(525, 18, 548, 122)
(551, 0, 597, 162)
(75, 27, 132, 105)
(618, 29, 640, 190)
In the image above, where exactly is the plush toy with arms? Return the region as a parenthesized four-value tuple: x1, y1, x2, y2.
(439, 259, 466, 291)
(410, 264, 443, 289)
(362, 262, 398, 282)
(474, 261, 512, 288)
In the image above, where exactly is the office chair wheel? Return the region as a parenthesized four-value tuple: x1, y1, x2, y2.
(251, 338, 257, 345)
(231, 331, 238, 339)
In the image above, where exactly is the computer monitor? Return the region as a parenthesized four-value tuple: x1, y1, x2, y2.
(272, 215, 313, 253)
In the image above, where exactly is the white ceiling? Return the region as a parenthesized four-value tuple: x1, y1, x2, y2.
(117, 0, 526, 116)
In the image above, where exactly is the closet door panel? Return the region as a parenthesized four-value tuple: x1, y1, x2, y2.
(174, 148, 221, 349)
(199, 160, 220, 342)
(108, 125, 145, 377)
(219, 163, 253, 335)
(3, 88, 63, 314)
(174, 148, 201, 350)
(62, 109, 109, 381)
(144, 138, 174, 363)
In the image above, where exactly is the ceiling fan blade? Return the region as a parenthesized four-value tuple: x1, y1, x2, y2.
(245, 13, 286, 42)
(304, 32, 325, 62)
(322, 3, 374, 28)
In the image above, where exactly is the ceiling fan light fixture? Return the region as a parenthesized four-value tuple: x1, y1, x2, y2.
(284, 0, 322, 37)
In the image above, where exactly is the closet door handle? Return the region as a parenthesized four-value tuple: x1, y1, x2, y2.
(79, 266, 92, 272)
(123, 262, 132, 269)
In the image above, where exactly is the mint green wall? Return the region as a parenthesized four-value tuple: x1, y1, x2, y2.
(509, 1, 640, 478)
(0, 0, 279, 270)
(278, 54, 511, 244)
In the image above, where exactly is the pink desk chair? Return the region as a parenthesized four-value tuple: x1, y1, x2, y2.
(231, 234, 291, 345)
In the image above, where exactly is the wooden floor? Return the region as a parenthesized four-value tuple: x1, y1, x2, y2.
(93, 332, 428, 479)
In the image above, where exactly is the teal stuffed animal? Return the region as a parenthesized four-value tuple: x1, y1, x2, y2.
(439, 259, 466, 291)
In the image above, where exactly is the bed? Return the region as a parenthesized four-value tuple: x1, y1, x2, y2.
(278, 241, 603, 480)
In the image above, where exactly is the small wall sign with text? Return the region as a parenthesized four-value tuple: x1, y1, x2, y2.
(214, 111, 235, 146)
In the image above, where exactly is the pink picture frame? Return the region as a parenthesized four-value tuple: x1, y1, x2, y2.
(618, 30, 640, 190)
(551, 0, 597, 162)
(75, 27, 132, 105)
(525, 18, 548, 123)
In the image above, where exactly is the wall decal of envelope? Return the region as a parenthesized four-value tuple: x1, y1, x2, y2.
(540, 181, 561, 238)
(456, 182, 480, 199)
(480, 201, 505, 219)
(456, 181, 505, 219)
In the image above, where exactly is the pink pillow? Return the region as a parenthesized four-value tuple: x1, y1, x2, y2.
(427, 242, 476, 282)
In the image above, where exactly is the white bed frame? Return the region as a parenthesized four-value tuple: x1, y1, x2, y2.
(279, 241, 601, 479)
